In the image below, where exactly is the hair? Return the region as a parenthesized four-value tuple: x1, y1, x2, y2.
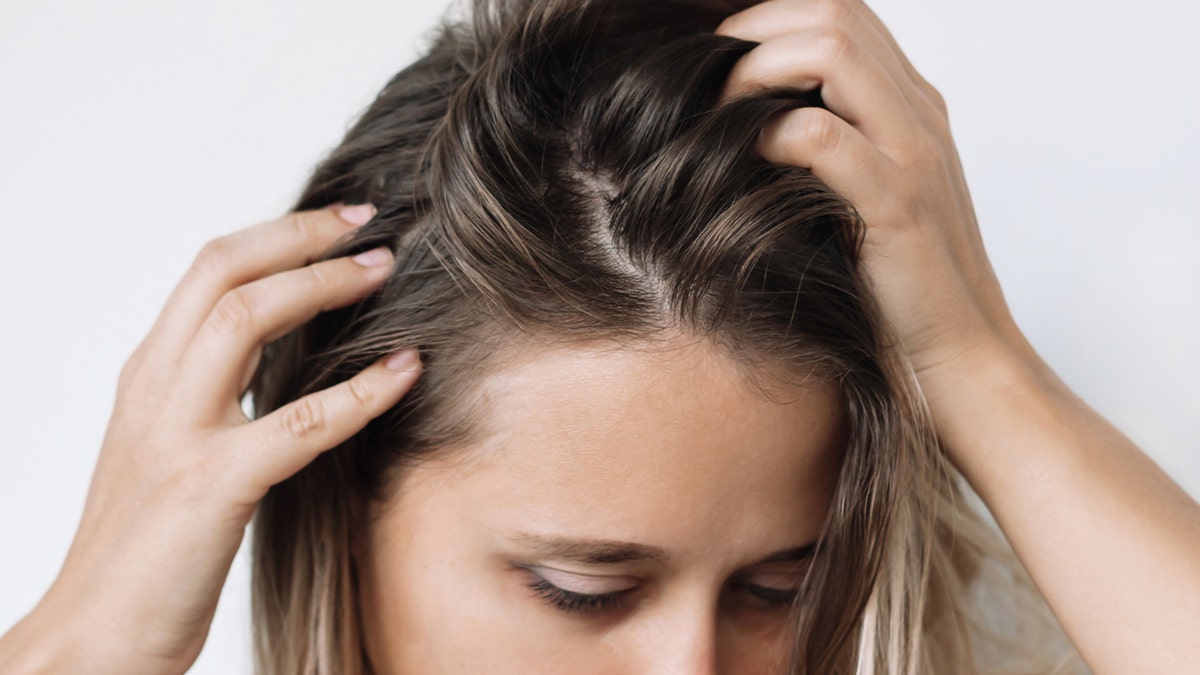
(247, 0, 1082, 673)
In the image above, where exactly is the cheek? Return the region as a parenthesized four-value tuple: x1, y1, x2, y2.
(720, 601, 802, 674)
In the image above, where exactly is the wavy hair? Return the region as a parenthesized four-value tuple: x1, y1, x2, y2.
(247, 0, 1081, 672)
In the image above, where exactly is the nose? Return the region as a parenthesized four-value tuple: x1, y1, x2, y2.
(637, 602, 720, 675)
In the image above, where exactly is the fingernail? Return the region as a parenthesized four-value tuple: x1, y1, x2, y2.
(352, 246, 393, 267)
(337, 203, 377, 227)
(385, 349, 420, 371)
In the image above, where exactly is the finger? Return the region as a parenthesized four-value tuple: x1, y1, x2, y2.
(720, 27, 921, 148)
(717, 0, 913, 95)
(222, 350, 422, 498)
(176, 246, 395, 422)
(717, 0, 946, 119)
(758, 106, 895, 212)
(852, 1, 948, 114)
(141, 203, 377, 376)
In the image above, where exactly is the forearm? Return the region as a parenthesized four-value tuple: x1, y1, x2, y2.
(921, 337, 1200, 674)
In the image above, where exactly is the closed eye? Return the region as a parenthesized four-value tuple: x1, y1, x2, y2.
(521, 565, 640, 615)
(729, 565, 810, 609)
(525, 575, 634, 613)
(728, 579, 803, 608)
(527, 575, 807, 615)
(522, 565, 811, 616)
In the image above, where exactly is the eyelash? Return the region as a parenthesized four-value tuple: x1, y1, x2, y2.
(526, 575, 804, 615)
(525, 575, 632, 613)
(729, 579, 803, 608)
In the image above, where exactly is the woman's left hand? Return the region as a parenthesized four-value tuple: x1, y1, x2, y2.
(716, 0, 1026, 387)
(718, 6, 1200, 674)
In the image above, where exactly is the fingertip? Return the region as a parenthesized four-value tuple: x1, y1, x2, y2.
(384, 348, 422, 374)
(714, 16, 736, 38)
(757, 111, 797, 166)
(713, 1, 771, 41)
(337, 203, 378, 228)
(714, 5, 753, 39)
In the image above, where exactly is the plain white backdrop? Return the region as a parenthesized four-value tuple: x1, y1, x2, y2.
(1, 1, 1196, 672)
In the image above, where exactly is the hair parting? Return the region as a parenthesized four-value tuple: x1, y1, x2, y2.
(248, 1, 1082, 673)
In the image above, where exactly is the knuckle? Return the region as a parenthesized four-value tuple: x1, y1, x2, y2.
(117, 352, 141, 390)
(813, 27, 855, 64)
(209, 287, 256, 337)
(798, 108, 841, 155)
(281, 397, 325, 440)
(815, 0, 855, 25)
(714, 13, 741, 37)
(117, 337, 151, 384)
(346, 375, 377, 410)
(304, 260, 336, 291)
(925, 112, 952, 146)
(925, 83, 949, 116)
(282, 210, 321, 245)
(193, 237, 235, 278)
(931, 88, 948, 113)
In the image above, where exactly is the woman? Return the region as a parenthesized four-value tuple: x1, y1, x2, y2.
(2, 0, 1197, 673)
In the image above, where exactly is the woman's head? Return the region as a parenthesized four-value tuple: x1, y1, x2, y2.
(248, 0, 1062, 673)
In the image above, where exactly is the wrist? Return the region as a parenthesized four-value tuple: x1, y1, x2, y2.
(911, 329, 1076, 477)
(913, 322, 1054, 405)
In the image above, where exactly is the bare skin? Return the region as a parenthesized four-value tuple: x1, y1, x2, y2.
(356, 338, 845, 674)
(0, 203, 423, 673)
(1, 0, 1198, 673)
(716, 0, 1200, 672)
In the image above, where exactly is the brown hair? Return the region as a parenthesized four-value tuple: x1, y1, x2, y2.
(248, 0, 1080, 672)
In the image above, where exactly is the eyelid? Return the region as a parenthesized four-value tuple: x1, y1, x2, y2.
(529, 565, 641, 595)
(741, 570, 805, 591)
(738, 561, 810, 591)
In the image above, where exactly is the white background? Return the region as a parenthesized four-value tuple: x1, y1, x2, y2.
(1, 1, 1196, 672)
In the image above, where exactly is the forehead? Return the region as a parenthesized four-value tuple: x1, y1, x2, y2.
(395, 334, 847, 562)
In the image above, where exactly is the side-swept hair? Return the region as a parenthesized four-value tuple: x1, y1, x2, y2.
(248, 1, 1079, 672)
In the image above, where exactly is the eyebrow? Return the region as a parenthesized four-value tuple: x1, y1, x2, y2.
(508, 533, 820, 566)
(509, 533, 669, 564)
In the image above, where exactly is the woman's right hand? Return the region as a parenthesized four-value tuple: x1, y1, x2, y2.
(0, 204, 422, 674)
